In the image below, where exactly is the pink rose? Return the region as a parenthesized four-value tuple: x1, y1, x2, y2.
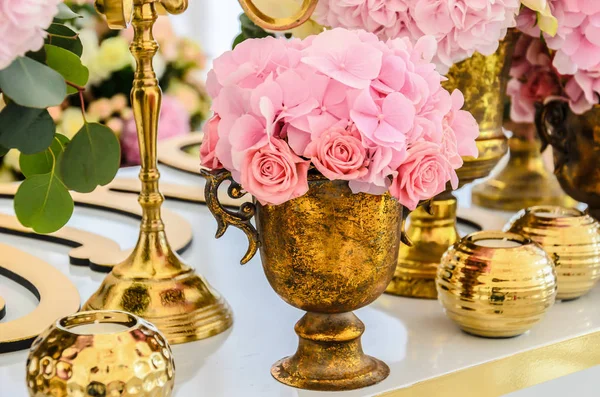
(349, 145, 407, 195)
(200, 115, 222, 170)
(122, 95, 190, 165)
(304, 126, 368, 181)
(241, 138, 310, 206)
(390, 141, 457, 210)
(0, 0, 61, 69)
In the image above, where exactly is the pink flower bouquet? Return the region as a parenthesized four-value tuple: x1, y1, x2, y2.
(510, 1, 600, 120)
(312, 0, 521, 73)
(200, 29, 479, 210)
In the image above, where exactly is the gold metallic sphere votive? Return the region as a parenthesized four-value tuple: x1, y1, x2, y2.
(26, 310, 175, 397)
(437, 231, 557, 338)
(506, 206, 600, 301)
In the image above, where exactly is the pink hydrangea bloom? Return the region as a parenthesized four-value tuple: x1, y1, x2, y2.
(201, 30, 479, 208)
(123, 95, 190, 164)
(507, 33, 599, 118)
(0, 0, 61, 70)
(313, 0, 520, 73)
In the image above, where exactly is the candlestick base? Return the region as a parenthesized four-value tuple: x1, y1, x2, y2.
(472, 136, 574, 211)
(83, 231, 232, 344)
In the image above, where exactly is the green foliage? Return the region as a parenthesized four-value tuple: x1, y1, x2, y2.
(233, 13, 275, 49)
(0, 57, 67, 108)
(20, 135, 70, 177)
(60, 123, 121, 193)
(14, 172, 74, 234)
(0, 103, 55, 154)
(0, 5, 121, 234)
(55, 3, 82, 20)
(46, 23, 83, 57)
(45, 44, 89, 94)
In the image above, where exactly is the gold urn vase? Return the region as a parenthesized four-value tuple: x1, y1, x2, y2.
(203, 171, 403, 391)
(387, 31, 517, 299)
(472, 122, 572, 211)
(537, 102, 600, 220)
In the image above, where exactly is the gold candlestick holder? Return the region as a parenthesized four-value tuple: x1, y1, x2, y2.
(84, 0, 232, 344)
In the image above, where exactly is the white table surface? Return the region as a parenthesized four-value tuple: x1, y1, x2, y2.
(1, 164, 599, 397)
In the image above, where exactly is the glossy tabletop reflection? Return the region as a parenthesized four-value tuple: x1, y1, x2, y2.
(0, 166, 599, 397)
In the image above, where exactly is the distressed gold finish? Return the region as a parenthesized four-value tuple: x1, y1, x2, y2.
(238, 0, 318, 31)
(26, 310, 175, 396)
(537, 102, 600, 220)
(203, 170, 403, 391)
(444, 30, 516, 186)
(472, 122, 573, 211)
(437, 231, 557, 338)
(506, 206, 600, 300)
(389, 32, 517, 299)
(84, 0, 232, 344)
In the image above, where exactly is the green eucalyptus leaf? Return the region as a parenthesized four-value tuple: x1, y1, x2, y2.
(20, 134, 70, 177)
(45, 44, 89, 94)
(14, 173, 74, 234)
(46, 24, 83, 57)
(55, 3, 82, 20)
(60, 122, 120, 193)
(0, 57, 67, 108)
(26, 47, 46, 63)
(0, 103, 55, 154)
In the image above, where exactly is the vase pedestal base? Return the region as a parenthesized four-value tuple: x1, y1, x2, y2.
(386, 194, 459, 300)
(271, 312, 389, 391)
(472, 136, 573, 211)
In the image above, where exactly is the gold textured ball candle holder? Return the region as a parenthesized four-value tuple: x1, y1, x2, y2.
(436, 231, 557, 338)
(26, 310, 175, 397)
(506, 206, 600, 301)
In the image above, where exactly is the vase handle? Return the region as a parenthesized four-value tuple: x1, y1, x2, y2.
(237, 0, 318, 31)
(202, 169, 260, 265)
(535, 100, 570, 155)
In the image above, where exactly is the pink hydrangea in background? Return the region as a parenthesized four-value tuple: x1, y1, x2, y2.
(200, 29, 479, 209)
(122, 95, 190, 164)
(312, 0, 520, 74)
(510, 2, 600, 118)
(0, 0, 61, 70)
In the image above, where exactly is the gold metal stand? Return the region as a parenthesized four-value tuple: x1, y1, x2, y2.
(387, 31, 517, 299)
(84, 0, 232, 344)
(386, 193, 458, 299)
(472, 123, 572, 211)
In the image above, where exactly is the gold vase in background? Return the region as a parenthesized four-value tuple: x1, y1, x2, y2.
(506, 206, 600, 300)
(472, 122, 572, 211)
(84, 0, 232, 344)
(387, 31, 517, 299)
(538, 102, 600, 220)
(203, 171, 403, 391)
(26, 310, 175, 396)
(437, 231, 557, 338)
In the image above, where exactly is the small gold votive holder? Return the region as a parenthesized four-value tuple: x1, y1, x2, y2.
(26, 310, 175, 397)
(506, 206, 600, 301)
(437, 231, 557, 338)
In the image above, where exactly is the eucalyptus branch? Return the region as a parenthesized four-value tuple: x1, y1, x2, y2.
(66, 81, 87, 122)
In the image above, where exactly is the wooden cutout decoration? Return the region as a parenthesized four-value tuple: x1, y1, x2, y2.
(157, 132, 204, 175)
(108, 177, 242, 208)
(0, 182, 193, 272)
(0, 296, 5, 321)
(0, 243, 80, 353)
